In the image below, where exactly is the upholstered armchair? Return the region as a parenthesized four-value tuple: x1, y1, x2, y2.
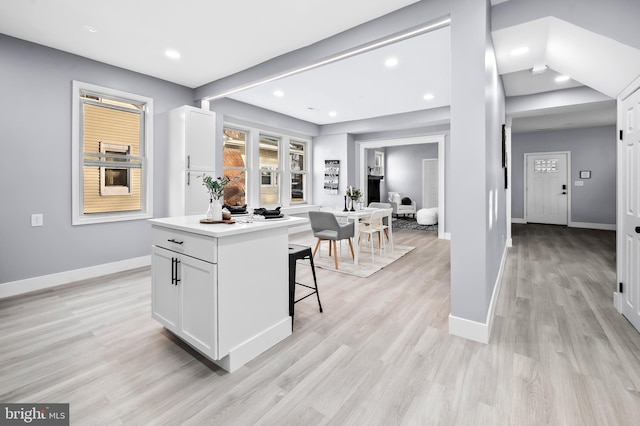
(388, 192, 416, 218)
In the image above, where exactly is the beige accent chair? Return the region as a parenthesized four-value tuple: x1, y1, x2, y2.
(388, 192, 416, 218)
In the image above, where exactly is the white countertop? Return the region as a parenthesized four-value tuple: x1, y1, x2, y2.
(149, 215, 307, 238)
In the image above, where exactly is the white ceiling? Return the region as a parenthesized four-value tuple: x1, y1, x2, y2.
(0, 0, 631, 132)
(228, 28, 451, 125)
(0, 0, 419, 88)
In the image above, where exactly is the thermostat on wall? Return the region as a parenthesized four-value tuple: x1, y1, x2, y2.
(579, 170, 591, 179)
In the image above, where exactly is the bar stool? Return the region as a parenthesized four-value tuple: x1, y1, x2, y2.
(288, 244, 323, 329)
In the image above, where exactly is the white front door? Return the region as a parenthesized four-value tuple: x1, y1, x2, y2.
(619, 87, 640, 332)
(525, 152, 568, 225)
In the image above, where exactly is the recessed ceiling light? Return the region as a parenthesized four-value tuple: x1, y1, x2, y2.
(165, 49, 181, 60)
(81, 25, 97, 33)
(385, 58, 398, 67)
(423, 93, 434, 100)
(328, 111, 337, 117)
(273, 90, 284, 97)
(555, 75, 571, 83)
(510, 46, 529, 56)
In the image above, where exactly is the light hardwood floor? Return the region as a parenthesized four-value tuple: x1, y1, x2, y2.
(1, 224, 640, 425)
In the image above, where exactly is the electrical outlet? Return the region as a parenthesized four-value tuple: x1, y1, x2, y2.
(31, 214, 43, 227)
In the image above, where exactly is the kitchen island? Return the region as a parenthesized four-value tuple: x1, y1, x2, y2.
(149, 215, 306, 372)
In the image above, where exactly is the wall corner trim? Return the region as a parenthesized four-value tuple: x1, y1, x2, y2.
(0, 256, 151, 299)
(449, 314, 490, 343)
(449, 243, 509, 344)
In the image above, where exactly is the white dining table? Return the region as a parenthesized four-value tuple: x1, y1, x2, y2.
(321, 207, 394, 266)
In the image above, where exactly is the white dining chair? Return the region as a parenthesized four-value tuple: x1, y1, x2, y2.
(357, 209, 388, 263)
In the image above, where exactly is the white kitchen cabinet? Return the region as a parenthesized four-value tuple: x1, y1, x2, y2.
(150, 215, 307, 372)
(151, 244, 218, 359)
(167, 105, 216, 217)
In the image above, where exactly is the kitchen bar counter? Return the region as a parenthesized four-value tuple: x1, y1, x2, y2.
(149, 215, 306, 372)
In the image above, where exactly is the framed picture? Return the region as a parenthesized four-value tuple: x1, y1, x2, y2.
(324, 160, 340, 194)
(580, 170, 591, 179)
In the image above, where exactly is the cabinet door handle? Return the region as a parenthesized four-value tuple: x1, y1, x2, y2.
(168, 238, 184, 245)
(187, 171, 190, 186)
(187, 155, 191, 169)
(171, 257, 182, 285)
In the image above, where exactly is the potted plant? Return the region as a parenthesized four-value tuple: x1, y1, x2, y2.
(346, 186, 362, 211)
(201, 175, 231, 220)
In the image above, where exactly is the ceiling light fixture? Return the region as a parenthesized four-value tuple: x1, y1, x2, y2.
(385, 58, 398, 67)
(204, 16, 452, 101)
(81, 25, 97, 33)
(510, 46, 529, 56)
(328, 111, 337, 117)
(165, 50, 181, 60)
(423, 93, 434, 100)
(555, 75, 571, 83)
(273, 90, 284, 97)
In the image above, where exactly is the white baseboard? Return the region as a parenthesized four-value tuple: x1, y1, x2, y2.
(449, 314, 490, 344)
(569, 221, 616, 231)
(449, 243, 508, 344)
(443, 232, 451, 240)
(507, 238, 513, 248)
(614, 291, 623, 313)
(511, 218, 525, 224)
(215, 317, 291, 372)
(0, 256, 151, 299)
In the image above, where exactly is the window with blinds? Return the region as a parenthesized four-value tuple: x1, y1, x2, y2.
(72, 81, 153, 225)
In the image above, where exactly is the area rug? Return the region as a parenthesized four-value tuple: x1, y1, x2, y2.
(392, 217, 438, 232)
(305, 242, 415, 278)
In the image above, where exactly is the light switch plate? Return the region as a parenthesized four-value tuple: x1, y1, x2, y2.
(31, 214, 43, 227)
(575, 181, 584, 187)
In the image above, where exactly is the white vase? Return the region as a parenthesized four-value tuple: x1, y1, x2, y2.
(206, 199, 223, 221)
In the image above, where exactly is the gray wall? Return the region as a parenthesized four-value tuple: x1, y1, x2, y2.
(0, 35, 194, 284)
(511, 126, 616, 225)
(385, 144, 438, 207)
(312, 134, 353, 209)
(449, 0, 507, 323)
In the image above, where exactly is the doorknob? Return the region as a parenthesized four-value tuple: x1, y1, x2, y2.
(635, 226, 640, 234)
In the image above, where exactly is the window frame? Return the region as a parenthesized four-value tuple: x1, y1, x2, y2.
(289, 139, 308, 204)
(258, 133, 282, 205)
(72, 81, 153, 225)
(222, 126, 249, 206)
(224, 121, 311, 207)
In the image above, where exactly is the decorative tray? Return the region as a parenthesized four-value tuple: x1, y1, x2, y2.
(199, 219, 235, 224)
